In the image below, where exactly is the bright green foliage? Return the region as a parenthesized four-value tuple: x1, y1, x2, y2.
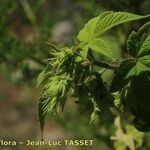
(77, 11, 112, 42)
(126, 56, 150, 78)
(77, 11, 149, 58)
(89, 38, 114, 59)
(125, 22, 150, 78)
(37, 11, 150, 147)
(78, 12, 149, 42)
(110, 22, 150, 133)
(111, 22, 150, 92)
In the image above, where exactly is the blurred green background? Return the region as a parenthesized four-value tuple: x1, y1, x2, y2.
(0, 0, 150, 150)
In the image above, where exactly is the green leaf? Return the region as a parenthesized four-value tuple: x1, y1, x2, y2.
(111, 56, 150, 92)
(85, 72, 112, 120)
(130, 72, 150, 108)
(77, 11, 112, 42)
(78, 11, 149, 42)
(94, 12, 149, 37)
(133, 117, 150, 132)
(110, 58, 135, 92)
(78, 12, 149, 59)
(85, 72, 108, 102)
(90, 105, 100, 123)
(38, 97, 50, 134)
(36, 70, 45, 88)
(112, 22, 150, 88)
(121, 72, 150, 132)
(89, 38, 114, 59)
(125, 22, 150, 79)
(138, 55, 150, 68)
(78, 42, 90, 59)
(138, 33, 150, 57)
(126, 55, 150, 79)
(127, 22, 150, 58)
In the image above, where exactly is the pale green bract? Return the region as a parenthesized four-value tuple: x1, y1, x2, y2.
(38, 74, 72, 136)
(36, 70, 45, 88)
(37, 47, 75, 137)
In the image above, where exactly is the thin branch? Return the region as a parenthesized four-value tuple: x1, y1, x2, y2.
(81, 60, 120, 70)
(92, 60, 120, 70)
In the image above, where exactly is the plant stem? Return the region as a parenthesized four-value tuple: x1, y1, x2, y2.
(81, 60, 120, 70)
(92, 60, 120, 70)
